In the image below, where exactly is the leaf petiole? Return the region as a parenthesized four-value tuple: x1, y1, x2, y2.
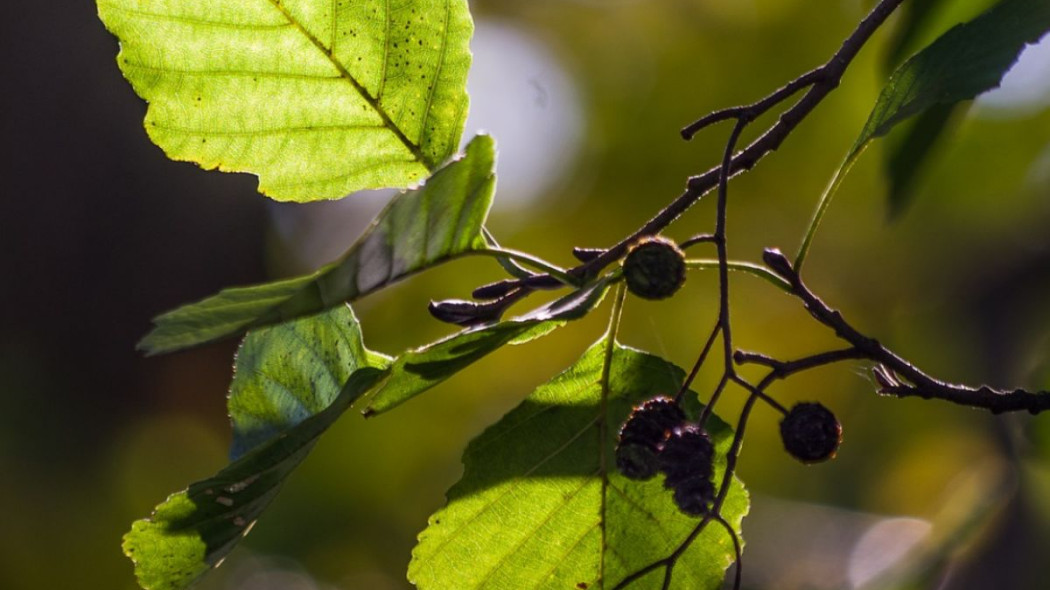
(474, 247, 582, 287)
(684, 259, 791, 292)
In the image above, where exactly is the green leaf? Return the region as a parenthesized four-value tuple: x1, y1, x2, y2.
(139, 134, 496, 355)
(884, 102, 966, 217)
(409, 339, 749, 590)
(123, 365, 386, 590)
(97, 0, 473, 202)
(362, 275, 615, 416)
(228, 304, 390, 459)
(796, 0, 1050, 267)
(855, 0, 1050, 159)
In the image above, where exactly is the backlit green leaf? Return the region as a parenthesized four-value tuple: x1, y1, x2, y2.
(97, 0, 473, 201)
(409, 339, 748, 590)
(362, 275, 615, 416)
(228, 304, 390, 459)
(884, 102, 965, 217)
(139, 134, 496, 355)
(123, 358, 385, 590)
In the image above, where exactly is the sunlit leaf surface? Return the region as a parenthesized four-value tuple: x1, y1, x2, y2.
(410, 339, 749, 590)
(228, 304, 390, 459)
(139, 134, 496, 355)
(97, 0, 473, 201)
(124, 306, 387, 590)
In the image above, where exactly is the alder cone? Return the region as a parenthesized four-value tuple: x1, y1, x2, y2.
(659, 425, 714, 488)
(780, 402, 842, 463)
(615, 442, 660, 481)
(615, 396, 686, 481)
(622, 236, 687, 300)
(618, 396, 686, 447)
(672, 475, 716, 516)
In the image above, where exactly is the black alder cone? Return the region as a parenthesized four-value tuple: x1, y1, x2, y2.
(615, 396, 686, 480)
(659, 424, 715, 488)
(622, 236, 687, 300)
(615, 442, 660, 481)
(672, 475, 716, 516)
(619, 397, 686, 446)
(779, 402, 842, 463)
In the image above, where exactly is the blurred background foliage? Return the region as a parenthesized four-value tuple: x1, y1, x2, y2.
(2, 0, 1050, 588)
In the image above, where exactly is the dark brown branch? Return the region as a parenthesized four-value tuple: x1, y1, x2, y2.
(733, 347, 865, 379)
(679, 233, 717, 249)
(442, 0, 906, 330)
(579, 0, 907, 278)
(680, 67, 827, 140)
(761, 248, 1050, 415)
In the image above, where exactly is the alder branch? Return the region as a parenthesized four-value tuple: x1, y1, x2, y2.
(581, 0, 907, 275)
(434, 0, 907, 326)
(761, 248, 1050, 415)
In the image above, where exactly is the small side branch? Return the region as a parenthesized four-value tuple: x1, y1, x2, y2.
(761, 248, 1050, 415)
(435, 0, 907, 328)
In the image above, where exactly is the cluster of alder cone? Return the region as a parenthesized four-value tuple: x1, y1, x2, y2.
(613, 236, 843, 516)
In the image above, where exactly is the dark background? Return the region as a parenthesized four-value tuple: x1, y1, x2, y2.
(3, 1, 1050, 589)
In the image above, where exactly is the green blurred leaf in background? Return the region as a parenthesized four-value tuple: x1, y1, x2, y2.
(798, 0, 1050, 264)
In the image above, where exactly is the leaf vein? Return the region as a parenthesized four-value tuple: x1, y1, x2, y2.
(419, 416, 600, 565)
(264, 157, 419, 191)
(121, 61, 341, 81)
(474, 475, 600, 590)
(99, 4, 289, 30)
(153, 123, 387, 138)
(263, 0, 431, 168)
(531, 504, 601, 590)
(416, 0, 451, 147)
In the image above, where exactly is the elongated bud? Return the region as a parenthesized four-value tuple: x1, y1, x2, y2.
(472, 280, 518, 300)
(762, 247, 795, 282)
(572, 247, 605, 263)
(428, 299, 503, 326)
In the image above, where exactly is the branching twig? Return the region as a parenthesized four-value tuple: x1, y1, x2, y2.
(434, 0, 907, 327)
(586, 0, 907, 276)
(761, 248, 1050, 415)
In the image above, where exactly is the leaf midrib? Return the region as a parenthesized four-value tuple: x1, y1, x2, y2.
(265, 0, 434, 170)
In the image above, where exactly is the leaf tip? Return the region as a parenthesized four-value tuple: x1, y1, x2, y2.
(135, 333, 164, 357)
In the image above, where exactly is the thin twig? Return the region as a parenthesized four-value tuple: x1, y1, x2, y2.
(446, 0, 906, 326)
(577, 0, 907, 279)
(679, 233, 717, 249)
(713, 513, 744, 590)
(680, 67, 827, 140)
(762, 248, 1050, 415)
(714, 119, 749, 379)
(685, 259, 792, 292)
(675, 322, 722, 404)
